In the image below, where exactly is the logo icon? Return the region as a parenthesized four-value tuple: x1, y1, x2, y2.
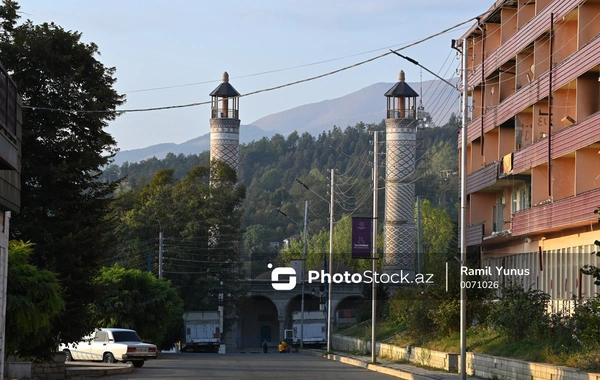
(269, 263, 296, 290)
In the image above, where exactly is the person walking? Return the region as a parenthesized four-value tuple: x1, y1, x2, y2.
(262, 340, 268, 353)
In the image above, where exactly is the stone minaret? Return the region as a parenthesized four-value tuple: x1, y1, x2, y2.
(209, 72, 241, 177)
(384, 70, 419, 276)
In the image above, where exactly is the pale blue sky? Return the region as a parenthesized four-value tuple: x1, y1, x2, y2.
(20, 0, 491, 151)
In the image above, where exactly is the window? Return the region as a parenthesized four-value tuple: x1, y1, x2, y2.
(94, 331, 108, 343)
(112, 331, 141, 342)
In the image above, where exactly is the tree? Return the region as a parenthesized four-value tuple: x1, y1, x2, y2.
(580, 208, 600, 284)
(92, 265, 184, 350)
(111, 161, 247, 334)
(6, 241, 64, 359)
(416, 199, 454, 272)
(0, 0, 125, 347)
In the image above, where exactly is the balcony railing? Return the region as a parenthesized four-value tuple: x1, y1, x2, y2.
(512, 188, 600, 236)
(0, 64, 18, 137)
(387, 108, 416, 120)
(466, 161, 499, 195)
(211, 108, 239, 119)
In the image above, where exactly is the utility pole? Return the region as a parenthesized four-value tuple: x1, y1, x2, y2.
(417, 196, 422, 274)
(326, 170, 334, 353)
(371, 132, 379, 364)
(276, 204, 309, 349)
(459, 37, 469, 380)
(158, 226, 164, 279)
(300, 200, 308, 349)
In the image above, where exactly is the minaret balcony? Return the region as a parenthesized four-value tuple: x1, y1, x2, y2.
(211, 108, 239, 119)
(387, 108, 416, 119)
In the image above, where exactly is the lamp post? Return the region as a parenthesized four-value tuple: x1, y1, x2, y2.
(276, 202, 308, 348)
(392, 42, 469, 380)
(217, 281, 231, 354)
(295, 177, 334, 352)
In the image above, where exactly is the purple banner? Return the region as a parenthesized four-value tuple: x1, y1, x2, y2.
(352, 217, 372, 259)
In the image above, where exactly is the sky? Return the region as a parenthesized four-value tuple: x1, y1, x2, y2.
(20, 0, 493, 151)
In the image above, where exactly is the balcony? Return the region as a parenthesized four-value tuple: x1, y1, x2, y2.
(512, 188, 600, 236)
(386, 108, 416, 120)
(461, 31, 600, 148)
(466, 161, 499, 194)
(0, 61, 21, 214)
(466, 222, 485, 247)
(0, 65, 19, 171)
(468, 0, 582, 89)
(211, 108, 239, 119)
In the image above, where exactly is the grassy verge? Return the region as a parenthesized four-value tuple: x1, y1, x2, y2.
(336, 320, 405, 342)
(339, 322, 598, 370)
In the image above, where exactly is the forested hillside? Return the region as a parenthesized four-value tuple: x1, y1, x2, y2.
(102, 116, 460, 277)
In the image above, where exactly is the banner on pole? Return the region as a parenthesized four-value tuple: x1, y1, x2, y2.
(352, 217, 372, 259)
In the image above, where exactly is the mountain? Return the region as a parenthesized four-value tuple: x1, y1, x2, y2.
(113, 124, 273, 166)
(114, 79, 458, 164)
(248, 79, 459, 135)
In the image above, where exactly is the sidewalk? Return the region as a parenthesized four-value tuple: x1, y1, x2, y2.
(304, 349, 480, 380)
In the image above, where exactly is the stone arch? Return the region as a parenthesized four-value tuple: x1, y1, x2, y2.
(334, 295, 364, 328)
(239, 295, 279, 349)
(283, 291, 322, 331)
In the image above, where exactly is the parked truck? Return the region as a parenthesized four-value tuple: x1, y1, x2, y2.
(181, 311, 221, 353)
(284, 310, 327, 347)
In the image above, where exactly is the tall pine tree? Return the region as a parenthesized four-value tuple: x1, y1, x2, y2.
(0, 0, 124, 350)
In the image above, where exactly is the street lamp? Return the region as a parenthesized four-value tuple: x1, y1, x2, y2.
(276, 201, 308, 348)
(392, 42, 469, 380)
(295, 177, 334, 353)
(217, 281, 231, 354)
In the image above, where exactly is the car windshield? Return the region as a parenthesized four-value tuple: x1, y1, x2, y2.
(112, 331, 141, 343)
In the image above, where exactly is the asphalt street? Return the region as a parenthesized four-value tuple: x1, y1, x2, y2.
(102, 352, 399, 379)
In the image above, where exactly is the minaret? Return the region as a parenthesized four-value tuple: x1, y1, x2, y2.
(384, 70, 419, 276)
(209, 72, 241, 178)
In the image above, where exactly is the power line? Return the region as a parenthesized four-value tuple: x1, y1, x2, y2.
(21, 14, 483, 115)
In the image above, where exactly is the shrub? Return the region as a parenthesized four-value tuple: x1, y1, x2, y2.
(487, 283, 550, 343)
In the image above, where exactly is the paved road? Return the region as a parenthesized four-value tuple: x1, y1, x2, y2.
(103, 352, 398, 380)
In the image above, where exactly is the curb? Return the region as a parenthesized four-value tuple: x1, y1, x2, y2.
(316, 352, 440, 380)
(65, 362, 133, 377)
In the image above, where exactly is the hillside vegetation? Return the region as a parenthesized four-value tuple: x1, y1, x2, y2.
(103, 118, 460, 269)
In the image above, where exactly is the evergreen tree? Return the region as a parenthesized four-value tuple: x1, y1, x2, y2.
(0, 0, 124, 347)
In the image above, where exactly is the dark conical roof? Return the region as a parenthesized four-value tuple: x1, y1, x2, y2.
(209, 71, 240, 97)
(385, 70, 419, 98)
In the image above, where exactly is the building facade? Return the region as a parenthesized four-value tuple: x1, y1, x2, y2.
(0, 62, 22, 379)
(459, 0, 600, 305)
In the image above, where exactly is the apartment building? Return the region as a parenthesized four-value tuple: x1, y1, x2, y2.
(0, 61, 22, 377)
(459, 0, 600, 303)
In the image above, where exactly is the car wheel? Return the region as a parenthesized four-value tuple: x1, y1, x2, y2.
(63, 350, 74, 362)
(132, 360, 145, 368)
(103, 352, 116, 363)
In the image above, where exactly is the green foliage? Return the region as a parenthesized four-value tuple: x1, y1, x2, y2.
(487, 283, 550, 343)
(91, 265, 184, 350)
(6, 241, 64, 359)
(416, 199, 454, 271)
(1, 0, 124, 344)
(110, 161, 247, 335)
(572, 295, 600, 351)
(103, 122, 460, 268)
(580, 239, 600, 285)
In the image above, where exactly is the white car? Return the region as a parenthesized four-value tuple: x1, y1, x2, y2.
(60, 328, 157, 368)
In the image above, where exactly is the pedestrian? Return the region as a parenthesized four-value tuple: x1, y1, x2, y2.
(262, 340, 268, 353)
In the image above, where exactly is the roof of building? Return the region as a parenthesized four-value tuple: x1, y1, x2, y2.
(209, 71, 240, 97)
(384, 70, 419, 98)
